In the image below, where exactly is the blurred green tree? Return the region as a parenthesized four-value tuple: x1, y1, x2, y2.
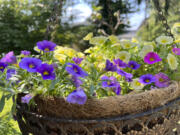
(91, 0, 133, 35)
(0, 0, 60, 54)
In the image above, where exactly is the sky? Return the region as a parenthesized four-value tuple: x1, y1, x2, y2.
(63, 1, 146, 31)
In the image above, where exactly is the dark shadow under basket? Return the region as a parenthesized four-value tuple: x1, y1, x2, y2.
(16, 81, 180, 135)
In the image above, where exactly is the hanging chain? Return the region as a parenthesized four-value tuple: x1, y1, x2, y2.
(44, 0, 63, 40)
(152, 0, 174, 39)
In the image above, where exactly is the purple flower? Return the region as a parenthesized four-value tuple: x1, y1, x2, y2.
(37, 63, 56, 80)
(0, 51, 17, 64)
(154, 72, 170, 88)
(117, 69, 133, 82)
(21, 94, 32, 104)
(125, 72, 133, 82)
(172, 48, 180, 55)
(139, 74, 156, 85)
(21, 50, 31, 56)
(72, 57, 83, 65)
(66, 63, 88, 78)
(101, 76, 121, 95)
(144, 52, 162, 64)
(71, 76, 83, 87)
(101, 76, 118, 87)
(114, 59, 127, 68)
(128, 61, 140, 70)
(66, 88, 87, 105)
(19, 57, 42, 73)
(113, 84, 121, 95)
(6, 69, 16, 80)
(105, 60, 117, 72)
(0, 62, 8, 72)
(37, 40, 56, 52)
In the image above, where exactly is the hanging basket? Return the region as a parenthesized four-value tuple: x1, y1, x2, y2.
(16, 81, 180, 135)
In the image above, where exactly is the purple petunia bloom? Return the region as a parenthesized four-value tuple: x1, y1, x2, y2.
(21, 94, 33, 104)
(72, 57, 83, 65)
(125, 72, 133, 82)
(101, 76, 118, 88)
(19, 57, 42, 73)
(6, 69, 16, 80)
(0, 51, 17, 64)
(37, 63, 56, 80)
(105, 60, 117, 72)
(144, 52, 162, 64)
(0, 62, 8, 72)
(37, 40, 56, 52)
(71, 76, 83, 87)
(172, 48, 180, 55)
(114, 59, 127, 68)
(113, 84, 121, 95)
(66, 88, 87, 105)
(139, 74, 156, 85)
(21, 50, 31, 56)
(154, 72, 170, 88)
(117, 69, 133, 82)
(128, 61, 140, 70)
(101, 76, 121, 95)
(66, 63, 88, 78)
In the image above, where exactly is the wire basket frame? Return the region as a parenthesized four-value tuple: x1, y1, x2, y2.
(15, 96, 180, 135)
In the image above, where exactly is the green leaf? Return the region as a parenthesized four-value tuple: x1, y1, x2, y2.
(49, 79, 60, 91)
(11, 101, 16, 115)
(109, 35, 120, 44)
(6, 94, 12, 100)
(0, 95, 6, 112)
(83, 32, 93, 41)
(89, 36, 108, 46)
(171, 72, 180, 81)
(90, 85, 95, 96)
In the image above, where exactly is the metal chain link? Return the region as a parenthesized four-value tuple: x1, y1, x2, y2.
(152, 0, 174, 39)
(44, 0, 63, 40)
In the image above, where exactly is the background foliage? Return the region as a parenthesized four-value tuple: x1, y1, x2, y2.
(0, 0, 54, 54)
(137, 0, 180, 41)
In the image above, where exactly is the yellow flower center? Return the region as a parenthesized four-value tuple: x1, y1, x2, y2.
(43, 71, 49, 75)
(170, 59, 174, 64)
(161, 39, 167, 44)
(145, 79, 150, 82)
(107, 81, 111, 85)
(159, 78, 164, 82)
(29, 64, 35, 68)
(135, 81, 141, 86)
(131, 65, 134, 68)
(0, 66, 4, 69)
(74, 68, 78, 73)
(120, 56, 125, 60)
(150, 58, 154, 61)
(44, 48, 50, 51)
(125, 43, 130, 48)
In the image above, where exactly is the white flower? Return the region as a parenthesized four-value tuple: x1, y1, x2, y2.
(167, 53, 178, 70)
(156, 36, 173, 45)
(116, 51, 131, 63)
(120, 40, 135, 49)
(131, 78, 144, 90)
(139, 45, 154, 58)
